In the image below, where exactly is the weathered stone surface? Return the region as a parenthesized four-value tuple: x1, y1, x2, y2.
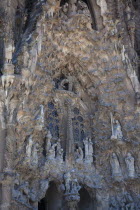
(0, 0, 140, 209)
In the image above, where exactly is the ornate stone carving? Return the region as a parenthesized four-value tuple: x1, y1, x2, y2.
(1, 75, 15, 96)
(32, 143, 39, 166)
(110, 153, 122, 179)
(26, 136, 33, 160)
(125, 153, 135, 178)
(64, 172, 81, 210)
(35, 105, 44, 130)
(5, 42, 15, 64)
(75, 146, 83, 163)
(46, 130, 52, 152)
(64, 172, 72, 194)
(45, 0, 61, 18)
(56, 138, 63, 163)
(83, 137, 93, 164)
(110, 113, 123, 141)
(46, 131, 57, 160)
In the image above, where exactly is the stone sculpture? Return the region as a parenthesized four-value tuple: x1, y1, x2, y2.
(110, 113, 123, 141)
(46, 130, 52, 152)
(1, 0, 140, 209)
(48, 144, 57, 160)
(26, 136, 33, 159)
(13, 181, 30, 205)
(60, 74, 74, 92)
(1, 75, 15, 95)
(56, 139, 63, 163)
(46, 132, 57, 160)
(35, 105, 44, 130)
(32, 143, 39, 166)
(125, 153, 135, 178)
(71, 178, 81, 194)
(64, 172, 80, 194)
(64, 172, 71, 193)
(110, 153, 122, 179)
(46, 0, 60, 18)
(5, 42, 15, 63)
(75, 146, 83, 163)
(64, 172, 81, 210)
(83, 137, 93, 164)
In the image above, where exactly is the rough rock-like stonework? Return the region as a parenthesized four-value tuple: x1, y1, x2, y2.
(0, 0, 140, 209)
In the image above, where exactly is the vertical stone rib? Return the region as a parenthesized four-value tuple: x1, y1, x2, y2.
(66, 99, 74, 162)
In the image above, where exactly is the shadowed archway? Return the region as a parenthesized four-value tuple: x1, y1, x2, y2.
(38, 182, 65, 210)
(78, 187, 96, 210)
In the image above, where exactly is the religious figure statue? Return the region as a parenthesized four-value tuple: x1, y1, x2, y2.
(110, 153, 122, 178)
(88, 138, 93, 162)
(125, 153, 135, 178)
(84, 137, 89, 157)
(83, 137, 93, 164)
(26, 136, 33, 159)
(64, 172, 71, 193)
(32, 143, 39, 166)
(35, 105, 44, 129)
(71, 178, 81, 194)
(56, 139, 63, 163)
(48, 144, 57, 160)
(75, 146, 83, 163)
(46, 130, 52, 152)
(110, 113, 123, 141)
(5, 42, 15, 64)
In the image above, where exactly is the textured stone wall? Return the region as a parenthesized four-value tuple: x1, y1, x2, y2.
(0, 0, 140, 209)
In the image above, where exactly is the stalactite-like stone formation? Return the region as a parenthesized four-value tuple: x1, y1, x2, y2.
(0, 0, 140, 209)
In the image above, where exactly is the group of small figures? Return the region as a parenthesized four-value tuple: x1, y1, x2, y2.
(110, 152, 135, 179)
(109, 193, 135, 210)
(25, 131, 94, 167)
(75, 137, 93, 164)
(25, 131, 64, 166)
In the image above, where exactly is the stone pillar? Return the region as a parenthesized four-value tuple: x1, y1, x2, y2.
(1, 125, 16, 210)
(0, 130, 6, 172)
(65, 99, 74, 162)
(1, 183, 12, 210)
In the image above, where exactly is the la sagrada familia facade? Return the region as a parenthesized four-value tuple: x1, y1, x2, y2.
(0, 0, 140, 209)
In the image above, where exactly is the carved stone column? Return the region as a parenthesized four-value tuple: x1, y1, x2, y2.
(0, 171, 14, 210)
(0, 130, 6, 172)
(65, 99, 74, 162)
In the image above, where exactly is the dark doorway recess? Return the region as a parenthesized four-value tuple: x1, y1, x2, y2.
(78, 187, 95, 210)
(38, 182, 64, 210)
